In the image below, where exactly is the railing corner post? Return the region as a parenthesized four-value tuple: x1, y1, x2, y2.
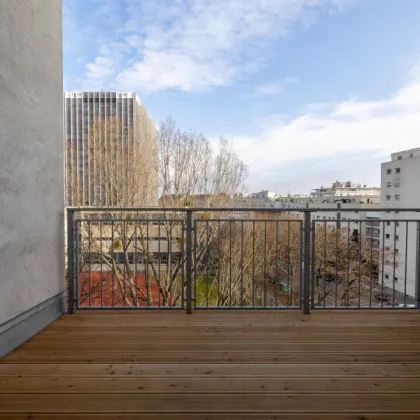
(185, 210, 193, 314)
(67, 209, 76, 314)
(303, 210, 311, 315)
(416, 221, 420, 310)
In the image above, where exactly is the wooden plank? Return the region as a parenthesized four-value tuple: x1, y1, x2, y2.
(49, 318, 420, 327)
(17, 341, 420, 352)
(27, 333, 420, 343)
(1, 415, 420, 420)
(38, 325, 420, 335)
(2, 363, 420, 377)
(1, 393, 420, 413)
(2, 377, 420, 394)
(55, 306, 419, 322)
(3, 351, 420, 364)
(49, 312, 420, 325)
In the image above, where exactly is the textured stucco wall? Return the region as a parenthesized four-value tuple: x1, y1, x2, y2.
(0, 0, 64, 324)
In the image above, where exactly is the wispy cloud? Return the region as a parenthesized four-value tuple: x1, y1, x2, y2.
(67, 0, 354, 92)
(252, 77, 299, 97)
(230, 65, 420, 181)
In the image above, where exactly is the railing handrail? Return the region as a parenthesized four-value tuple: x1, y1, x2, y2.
(66, 207, 420, 213)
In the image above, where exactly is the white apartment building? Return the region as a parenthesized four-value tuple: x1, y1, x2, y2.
(275, 182, 381, 240)
(248, 190, 278, 200)
(381, 147, 420, 298)
(311, 181, 380, 202)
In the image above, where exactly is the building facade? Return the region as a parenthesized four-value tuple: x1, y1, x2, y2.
(64, 91, 158, 206)
(381, 147, 420, 298)
(0, 0, 65, 356)
(311, 181, 380, 202)
(276, 182, 381, 233)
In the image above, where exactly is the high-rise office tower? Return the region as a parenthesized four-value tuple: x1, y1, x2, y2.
(64, 91, 157, 206)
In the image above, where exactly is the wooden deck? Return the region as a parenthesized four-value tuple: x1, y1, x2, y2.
(1, 310, 420, 419)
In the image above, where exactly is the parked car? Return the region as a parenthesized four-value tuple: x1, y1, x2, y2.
(397, 303, 416, 308)
(324, 274, 336, 282)
(374, 293, 392, 303)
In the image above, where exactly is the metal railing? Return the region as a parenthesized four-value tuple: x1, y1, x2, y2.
(66, 207, 420, 314)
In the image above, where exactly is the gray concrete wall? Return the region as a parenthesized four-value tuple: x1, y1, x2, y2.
(0, 0, 64, 326)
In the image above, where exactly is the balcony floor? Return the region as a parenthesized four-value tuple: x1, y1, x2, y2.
(1, 310, 420, 418)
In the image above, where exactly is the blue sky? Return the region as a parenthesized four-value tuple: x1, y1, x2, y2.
(63, 0, 420, 194)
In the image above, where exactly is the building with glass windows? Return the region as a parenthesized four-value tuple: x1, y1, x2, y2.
(64, 92, 157, 206)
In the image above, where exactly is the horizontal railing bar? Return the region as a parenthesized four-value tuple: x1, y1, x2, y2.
(195, 219, 303, 223)
(195, 306, 301, 310)
(314, 219, 420, 223)
(67, 207, 420, 213)
(76, 218, 184, 222)
(77, 306, 184, 310)
(75, 217, 420, 223)
(313, 306, 418, 310)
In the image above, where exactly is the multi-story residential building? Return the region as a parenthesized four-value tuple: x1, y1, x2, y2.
(311, 181, 380, 202)
(365, 211, 381, 249)
(248, 190, 278, 200)
(64, 91, 158, 206)
(276, 182, 381, 236)
(381, 147, 420, 298)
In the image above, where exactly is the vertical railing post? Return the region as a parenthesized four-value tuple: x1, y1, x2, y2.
(416, 221, 420, 309)
(303, 210, 311, 314)
(67, 209, 75, 314)
(185, 210, 193, 314)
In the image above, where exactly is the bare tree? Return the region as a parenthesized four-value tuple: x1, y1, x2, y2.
(159, 116, 247, 207)
(193, 215, 302, 307)
(70, 115, 248, 307)
(67, 114, 158, 306)
(194, 214, 395, 308)
(140, 116, 249, 306)
(312, 223, 395, 306)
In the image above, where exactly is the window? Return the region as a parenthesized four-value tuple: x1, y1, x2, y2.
(410, 153, 414, 158)
(386, 195, 391, 201)
(85, 253, 101, 264)
(114, 253, 125, 264)
(395, 249, 399, 254)
(396, 235, 399, 241)
(386, 234, 390, 239)
(394, 277, 398, 282)
(396, 222, 400, 227)
(385, 274, 389, 279)
(396, 168, 401, 173)
(386, 169, 391, 175)
(386, 182, 391, 187)
(128, 253, 144, 264)
(394, 211, 399, 214)
(397, 156, 402, 160)
(385, 260, 390, 265)
(386, 221, 391, 226)
(395, 194, 400, 201)
(394, 181, 400, 188)
(385, 247, 390, 251)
